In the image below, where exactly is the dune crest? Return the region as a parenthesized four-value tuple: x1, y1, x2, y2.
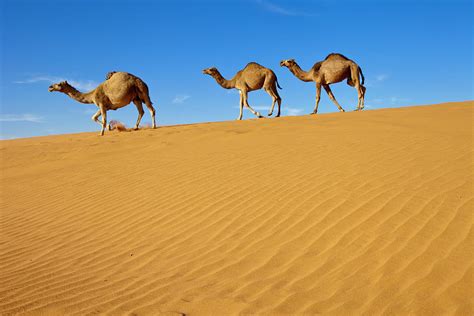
(1, 101, 473, 315)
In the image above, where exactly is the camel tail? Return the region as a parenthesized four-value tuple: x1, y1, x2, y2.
(359, 66, 365, 85)
(276, 78, 282, 90)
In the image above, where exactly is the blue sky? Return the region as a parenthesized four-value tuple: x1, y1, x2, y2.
(1, 0, 472, 139)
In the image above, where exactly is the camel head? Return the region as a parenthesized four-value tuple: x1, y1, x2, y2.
(202, 67, 219, 77)
(280, 59, 297, 68)
(48, 81, 71, 93)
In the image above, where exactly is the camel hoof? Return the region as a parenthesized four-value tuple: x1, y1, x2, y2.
(310, 112, 317, 115)
(276, 114, 280, 117)
(268, 113, 273, 116)
(133, 127, 139, 131)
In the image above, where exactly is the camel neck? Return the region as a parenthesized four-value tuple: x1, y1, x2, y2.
(289, 64, 313, 82)
(212, 71, 236, 89)
(64, 86, 95, 104)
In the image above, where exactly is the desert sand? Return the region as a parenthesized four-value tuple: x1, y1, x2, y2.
(1, 101, 473, 315)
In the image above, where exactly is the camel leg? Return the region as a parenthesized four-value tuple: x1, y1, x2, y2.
(267, 86, 281, 117)
(353, 81, 364, 111)
(353, 83, 364, 111)
(238, 90, 244, 120)
(266, 88, 277, 117)
(311, 83, 322, 114)
(274, 87, 282, 117)
(143, 100, 156, 129)
(323, 84, 345, 112)
(133, 99, 145, 130)
(346, 78, 360, 110)
(91, 109, 102, 127)
(99, 106, 107, 136)
(91, 109, 111, 131)
(349, 64, 365, 111)
(359, 85, 366, 110)
(136, 83, 156, 128)
(242, 91, 263, 118)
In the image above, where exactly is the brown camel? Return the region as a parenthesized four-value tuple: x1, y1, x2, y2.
(280, 53, 366, 114)
(48, 72, 156, 135)
(203, 62, 282, 120)
(106, 71, 117, 80)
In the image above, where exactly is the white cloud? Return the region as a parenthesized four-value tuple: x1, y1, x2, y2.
(390, 96, 411, 105)
(172, 94, 191, 104)
(0, 114, 44, 123)
(284, 107, 303, 116)
(256, 0, 316, 17)
(375, 74, 389, 82)
(14, 75, 98, 91)
(83, 108, 98, 115)
(233, 105, 303, 116)
(371, 98, 384, 103)
(248, 105, 269, 111)
(366, 97, 411, 106)
(365, 74, 389, 87)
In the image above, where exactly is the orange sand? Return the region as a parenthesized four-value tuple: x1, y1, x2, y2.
(1, 101, 473, 315)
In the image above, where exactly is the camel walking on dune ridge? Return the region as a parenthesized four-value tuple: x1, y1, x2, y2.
(48, 71, 156, 135)
(280, 53, 366, 114)
(203, 62, 282, 120)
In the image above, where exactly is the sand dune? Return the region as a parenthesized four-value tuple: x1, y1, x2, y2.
(1, 101, 473, 315)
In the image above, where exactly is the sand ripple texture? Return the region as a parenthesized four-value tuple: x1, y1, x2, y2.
(1, 101, 473, 315)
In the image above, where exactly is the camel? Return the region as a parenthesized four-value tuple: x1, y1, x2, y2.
(280, 53, 366, 114)
(106, 71, 117, 80)
(203, 62, 282, 120)
(48, 72, 156, 135)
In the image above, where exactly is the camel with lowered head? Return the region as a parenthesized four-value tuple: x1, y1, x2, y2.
(203, 62, 282, 120)
(48, 71, 156, 135)
(280, 53, 366, 114)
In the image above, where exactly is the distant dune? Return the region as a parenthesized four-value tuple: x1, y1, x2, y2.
(1, 101, 473, 315)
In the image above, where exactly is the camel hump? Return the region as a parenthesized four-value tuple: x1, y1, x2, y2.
(105, 71, 118, 80)
(245, 62, 265, 69)
(105, 71, 140, 82)
(325, 53, 351, 61)
(106, 71, 136, 80)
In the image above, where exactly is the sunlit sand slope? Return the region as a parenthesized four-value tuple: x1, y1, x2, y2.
(1, 101, 473, 315)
